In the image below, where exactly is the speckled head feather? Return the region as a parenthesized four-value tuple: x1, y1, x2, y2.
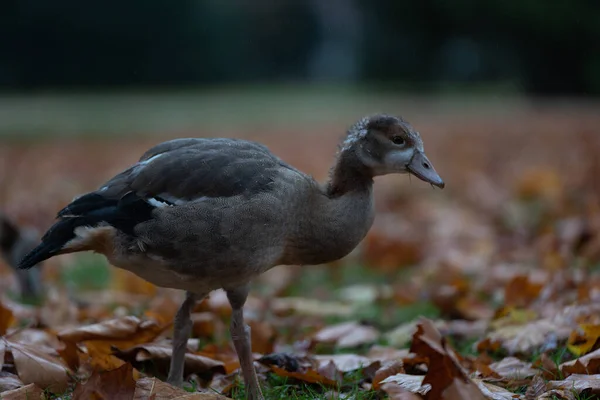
(340, 114, 422, 152)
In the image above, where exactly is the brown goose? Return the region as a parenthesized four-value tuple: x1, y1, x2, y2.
(18, 114, 443, 399)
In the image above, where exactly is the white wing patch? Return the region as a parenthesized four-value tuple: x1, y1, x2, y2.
(147, 197, 172, 208)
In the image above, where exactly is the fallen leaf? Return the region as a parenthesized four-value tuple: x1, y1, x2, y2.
(503, 275, 544, 308)
(144, 292, 181, 326)
(533, 352, 560, 380)
(133, 377, 188, 399)
(379, 374, 429, 395)
(5, 339, 70, 393)
(385, 321, 418, 348)
(567, 323, 600, 356)
(0, 372, 24, 391)
(113, 342, 225, 379)
(0, 383, 44, 399)
(85, 340, 126, 371)
(271, 365, 338, 386)
(314, 354, 375, 373)
(442, 378, 485, 400)
(525, 375, 547, 400)
(472, 378, 524, 399)
(72, 363, 136, 400)
(488, 357, 538, 379)
(9, 329, 62, 354)
(247, 319, 276, 355)
(547, 374, 600, 394)
(58, 316, 166, 344)
(0, 300, 15, 335)
(271, 297, 353, 318)
(312, 321, 379, 348)
(560, 347, 600, 375)
(409, 318, 472, 398)
(372, 360, 405, 390)
(380, 382, 424, 399)
(366, 346, 412, 364)
(57, 340, 80, 371)
(535, 390, 576, 400)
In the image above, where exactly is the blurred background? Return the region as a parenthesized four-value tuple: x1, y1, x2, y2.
(1, 0, 600, 363)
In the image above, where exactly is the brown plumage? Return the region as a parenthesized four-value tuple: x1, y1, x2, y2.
(19, 114, 443, 399)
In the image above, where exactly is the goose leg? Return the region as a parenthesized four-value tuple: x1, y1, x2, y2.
(167, 291, 200, 387)
(227, 286, 264, 400)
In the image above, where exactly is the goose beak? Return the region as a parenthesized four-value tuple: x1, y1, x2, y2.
(406, 151, 445, 188)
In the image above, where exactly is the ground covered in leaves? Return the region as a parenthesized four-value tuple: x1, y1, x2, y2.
(1, 101, 600, 399)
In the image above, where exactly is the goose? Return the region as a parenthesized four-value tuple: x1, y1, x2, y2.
(18, 114, 444, 399)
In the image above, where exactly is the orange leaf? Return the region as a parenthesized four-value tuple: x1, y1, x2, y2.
(58, 316, 166, 345)
(85, 340, 125, 371)
(0, 300, 15, 336)
(271, 365, 338, 386)
(57, 339, 81, 372)
(503, 275, 543, 308)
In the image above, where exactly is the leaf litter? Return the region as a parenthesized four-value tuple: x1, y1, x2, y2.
(1, 110, 600, 398)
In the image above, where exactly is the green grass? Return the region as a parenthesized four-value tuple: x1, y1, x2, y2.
(229, 374, 379, 400)
(60, 253, 112, 291)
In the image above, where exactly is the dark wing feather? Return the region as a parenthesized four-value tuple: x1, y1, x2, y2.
(59, 138, 284, 216)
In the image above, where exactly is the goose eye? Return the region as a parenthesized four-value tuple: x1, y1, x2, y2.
(391, 136, 405, 145)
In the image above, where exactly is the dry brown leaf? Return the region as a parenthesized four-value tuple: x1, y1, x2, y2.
(72, 363, 136, 400)
(144, 292, 180, 326)
(442, 378, 485, 400)
(191, 312, 219, 338)
(372, 361, 406, 391)
(409, 318, 476, 399)
(113, 342, 225, 378)
(503, 275, 544, 308)
(270, 365, 338, 386)
(271, 297, 353, 318)
(536, 390, 576, 400)
(85, 340, 126, 371)
(317, 360, 344, 383)
(133, 377, 189, 399)
(379, 374, 428, 395)
(533, 352, 561, 380)
(547, 374, 600, 394)
(488, 357, 538, 379)
(9, 330, 62, 354)
(5, 339, 70, 393)
(366, 346, 412, 364)
(57, 340, 80, 371)
(525, 375, 547, 400)
(314, 354, 375, 373)
(0, 300, 15, 336)
(472, 378, 524, 399)
(247, 319, 276, 355)
(0, 383, 44, 400)
(312, 321, 379, 348)
(58, 316, 165, 344)
(560, 347, 600, 375)
(380, 382, 424, 399)
(0, 372, 24, 391)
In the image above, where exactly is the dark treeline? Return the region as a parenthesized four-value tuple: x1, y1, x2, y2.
(1, 0, 598, 95)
